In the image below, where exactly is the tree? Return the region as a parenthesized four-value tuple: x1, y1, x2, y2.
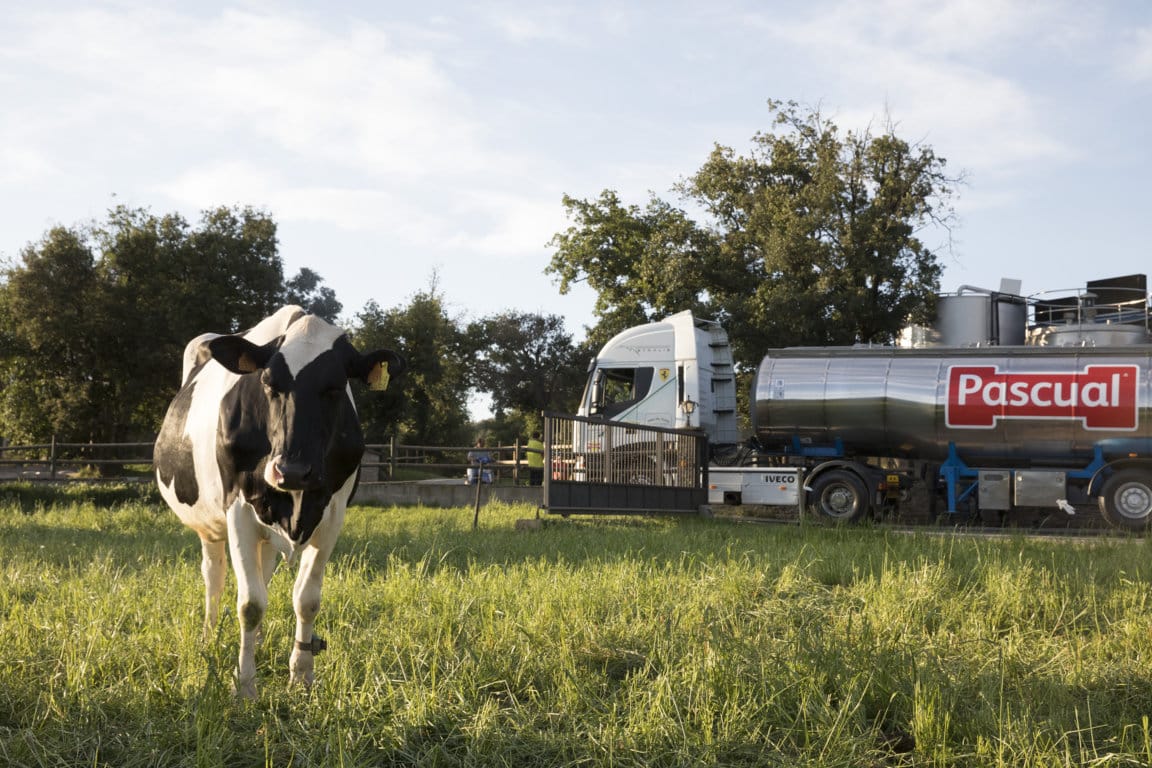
(468, 311, 587, 430)
(548, 100, 959, 365)
(686, 101, 954, 358)
(285, 267, 343, 322)
(546, 191, 717, 349)
(0, 227, 106, 441)
(0, 205, 343, 444)
(349, 281, 474, 448)
(93, 205, 289, 433)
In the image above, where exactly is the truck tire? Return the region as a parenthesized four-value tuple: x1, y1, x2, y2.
(808, 470, 869, 523)
(1098, 469, 1152, 531)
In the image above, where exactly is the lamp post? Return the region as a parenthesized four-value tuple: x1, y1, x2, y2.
(680, 397, 697, 428)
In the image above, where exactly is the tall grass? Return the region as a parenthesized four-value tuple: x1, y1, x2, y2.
(3, 497, 1152, 766)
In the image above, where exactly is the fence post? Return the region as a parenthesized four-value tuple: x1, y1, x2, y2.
(513, 438, 521, 485)
(389, 435, 397, 480)
(49, 435, 58, 480)
(542, 416, 552, 498)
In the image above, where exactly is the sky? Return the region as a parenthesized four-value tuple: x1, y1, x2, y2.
(2, 0, 1151, 344)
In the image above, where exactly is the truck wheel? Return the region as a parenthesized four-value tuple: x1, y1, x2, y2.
(1098, 469, 1152, 531)
(808, 470, 869, 523)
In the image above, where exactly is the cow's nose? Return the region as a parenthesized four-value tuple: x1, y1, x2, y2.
(275, 460, 313, 489)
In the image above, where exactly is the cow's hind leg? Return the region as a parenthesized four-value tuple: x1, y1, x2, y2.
(199, 535, 227, 640)
(226, 500, 268, 699)
(253, 538, 279, 648)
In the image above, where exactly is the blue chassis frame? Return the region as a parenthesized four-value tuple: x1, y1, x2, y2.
(788, 437, 1109, 515)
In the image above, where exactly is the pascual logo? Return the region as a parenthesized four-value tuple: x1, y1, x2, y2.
(946, 364, 1139, 430)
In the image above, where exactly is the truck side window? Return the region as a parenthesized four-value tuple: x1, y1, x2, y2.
(601, 367, 655, 418)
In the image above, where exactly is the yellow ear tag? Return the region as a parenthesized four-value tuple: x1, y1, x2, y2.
(238, 353, 260, 374)
(369, 361, 390, 391)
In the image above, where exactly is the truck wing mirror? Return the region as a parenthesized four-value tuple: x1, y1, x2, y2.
(589, 372, 604, 414)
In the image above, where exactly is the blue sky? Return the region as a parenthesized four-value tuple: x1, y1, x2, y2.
(2, 1, 1150, 340)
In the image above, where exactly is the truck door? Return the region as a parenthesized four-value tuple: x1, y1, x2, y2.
(586, 367, 656, 421)
(580, 363, 654, 416)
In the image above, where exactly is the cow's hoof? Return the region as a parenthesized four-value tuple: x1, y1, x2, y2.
(289, 644, 318, 689)
(289, 670, 316, 689)
(232, 676, 258, 700)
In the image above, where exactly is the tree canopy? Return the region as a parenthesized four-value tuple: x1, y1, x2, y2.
(548, 100, 959, 364)
(468, 311, 588, 430)
(0, 204, 588, 448)
(350, 281, 474, 449)
(0, 205, 340, 443)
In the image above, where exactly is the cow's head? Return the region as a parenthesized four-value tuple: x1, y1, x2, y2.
(205, 315, 405, 541)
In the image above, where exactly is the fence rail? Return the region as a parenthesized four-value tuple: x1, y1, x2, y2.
(0, 438, 542, 484)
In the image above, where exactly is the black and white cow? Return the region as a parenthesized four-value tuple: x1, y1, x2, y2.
(154, 306, 404, 697)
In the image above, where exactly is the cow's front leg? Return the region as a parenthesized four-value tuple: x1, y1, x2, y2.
(288, 544, 328, 688)
(289, 505, 345, 688)
(226, 499, 267, 699)
(198, 535, 227, 640)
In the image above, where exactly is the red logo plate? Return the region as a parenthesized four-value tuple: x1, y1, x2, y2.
(945, 364, 1139, 430)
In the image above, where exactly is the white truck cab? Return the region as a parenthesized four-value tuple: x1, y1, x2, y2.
(574, 311, 802, 507)
(578, 310, 739, 444)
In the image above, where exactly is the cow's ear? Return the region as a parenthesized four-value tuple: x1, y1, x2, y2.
(351, 349, 406, 391)
(207, 335, 277, 375)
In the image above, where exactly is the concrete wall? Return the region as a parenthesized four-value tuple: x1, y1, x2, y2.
(353, 481, 542, 508)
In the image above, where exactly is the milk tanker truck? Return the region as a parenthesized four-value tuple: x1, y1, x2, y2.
(574, 275, 1152, 530)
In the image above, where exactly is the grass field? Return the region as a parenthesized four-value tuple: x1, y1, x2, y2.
(4, 490, 1152, 767)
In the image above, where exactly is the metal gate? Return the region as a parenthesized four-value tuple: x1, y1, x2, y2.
(542, 412, 709, 515)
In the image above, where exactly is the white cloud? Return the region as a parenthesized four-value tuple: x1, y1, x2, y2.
(0, 146, 53, 185)
(160, 161, 448, 240)
(1118, 25, 1152, 81)
(763, 0, 1078, 59)
(445, 193, 569, 257)
(741, 0, 1073, 176)
(0, 4, 561, 261)
(485, 7, 578, 43)
(846, 0, 1069, 56)
(2, 6, 496, 178)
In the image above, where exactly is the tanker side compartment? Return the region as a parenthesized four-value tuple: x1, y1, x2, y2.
(754, 348, 940, 460)
(887, 354, 947, 459)
(753, 353, 833, 452)
(824, 354, 892, 453)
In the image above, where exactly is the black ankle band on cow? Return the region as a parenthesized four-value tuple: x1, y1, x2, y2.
(295, 636, 327, 654)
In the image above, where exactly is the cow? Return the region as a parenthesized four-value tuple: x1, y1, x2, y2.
(154, 306, 405, 697)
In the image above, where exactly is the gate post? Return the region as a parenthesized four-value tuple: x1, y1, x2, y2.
(655, 432, 665, 486)
(513, 438, 521, 485)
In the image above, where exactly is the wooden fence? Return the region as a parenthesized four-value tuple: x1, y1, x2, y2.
(0, 437, 541, 484)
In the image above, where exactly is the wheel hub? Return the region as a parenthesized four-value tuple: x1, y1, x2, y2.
(825, 487, 855, 516)
(1116, 482, 1152, 520)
